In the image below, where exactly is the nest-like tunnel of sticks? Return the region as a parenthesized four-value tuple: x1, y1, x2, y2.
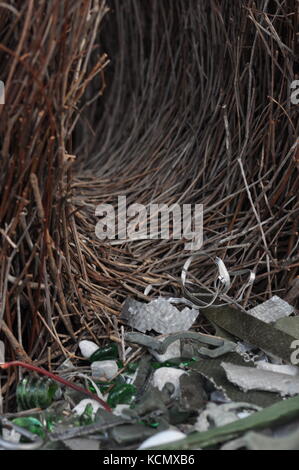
(0, 0, 298, 408)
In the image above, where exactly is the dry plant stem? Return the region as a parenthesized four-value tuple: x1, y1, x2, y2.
(0, 320, 32, 363)
(0, 361, 112, 412)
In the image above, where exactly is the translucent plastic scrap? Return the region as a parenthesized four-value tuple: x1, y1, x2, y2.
(247, 295, 294, 324)
(121, 297, 199, 334)
(222, 362, 299, 397)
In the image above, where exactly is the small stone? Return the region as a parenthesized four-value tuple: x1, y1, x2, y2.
(152, 367, 186, 397)
(91, 360, 118, 380)
(79, 340, 99, 359)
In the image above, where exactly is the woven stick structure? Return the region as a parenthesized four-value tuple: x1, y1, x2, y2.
(0, 0, 298, 408)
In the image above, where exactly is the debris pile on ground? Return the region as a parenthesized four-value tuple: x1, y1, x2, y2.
(1, 292, 299, 450)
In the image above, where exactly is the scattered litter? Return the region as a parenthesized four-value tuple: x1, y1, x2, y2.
(2, 291, 299, 451)
(247, 295, 294, 323)
(191, 354, 282, 407)
(107, 383, 137, 408)
(110, 423, 164, 446)
(79, 340, 99, 359)
(152, 367, 186, 397)
(121, 297, 199, 334)
(0, 418, 44, 450)
(162, 395, 299, 450)
(73, 399, 102, 418)
(194, 402, 261, 432)
(222, 362, 299, 397)
(91, 360, 118, 380)
(179, 372, 208, 410)
(150, 339, 181, 362)
(256, 361, 299, 376)
(275, 316, 299, 339)
(138, 429, 186, 449)
(204, 306, 297, 363)
(221, 427, 299, 450)
(79, 340, 118, 361)
(63, 438, 100, 451)
(181, 254, 255, 307)
(125, 331, 236, 359)
(2, 426, 21, 444)
(210, 390, 230, 404)
(17, 376, 59, 410)
(113, 404, 131, 418)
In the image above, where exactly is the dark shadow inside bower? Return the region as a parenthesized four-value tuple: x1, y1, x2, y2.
(72, 0, 298, 304)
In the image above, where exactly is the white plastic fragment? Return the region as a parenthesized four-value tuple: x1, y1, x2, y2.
(113, 404, 131, 418)
(138, 430, 186, 450)
(73, 399, 101, 418)
(2, 428, 21, 444)
(247, 295, 294, 323)
(215, 257, 231, 293)
(91, 360, 118, 380)
(79, 340, 99, 359)
(256, 361, 299, 376)
(150, 339, 181, 362)
(222, 362, 299, 397)
(195, 402, 260, 432)
(152, 367, 186, 397)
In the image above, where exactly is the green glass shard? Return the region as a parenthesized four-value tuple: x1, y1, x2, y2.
(16, 377, 58, 410)
(89, 342, 119, 362)
(107, 383, 137, 408)
(12, 417, 46, 439)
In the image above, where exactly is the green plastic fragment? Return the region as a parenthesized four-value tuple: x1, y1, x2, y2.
(107, 383, 137, 408)
(12, 417, 46, 439)
(89, 342, 119, 362)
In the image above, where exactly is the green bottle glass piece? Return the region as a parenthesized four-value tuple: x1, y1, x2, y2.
(17, 377, 58, 410)
(89, 342, 119, 362)
(80, 403, 94, 425)
(117, 360, 139, 374)
(12, 417, 46, 439)
(125, 362, 140, 374)
(107, 383, 137, 408)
